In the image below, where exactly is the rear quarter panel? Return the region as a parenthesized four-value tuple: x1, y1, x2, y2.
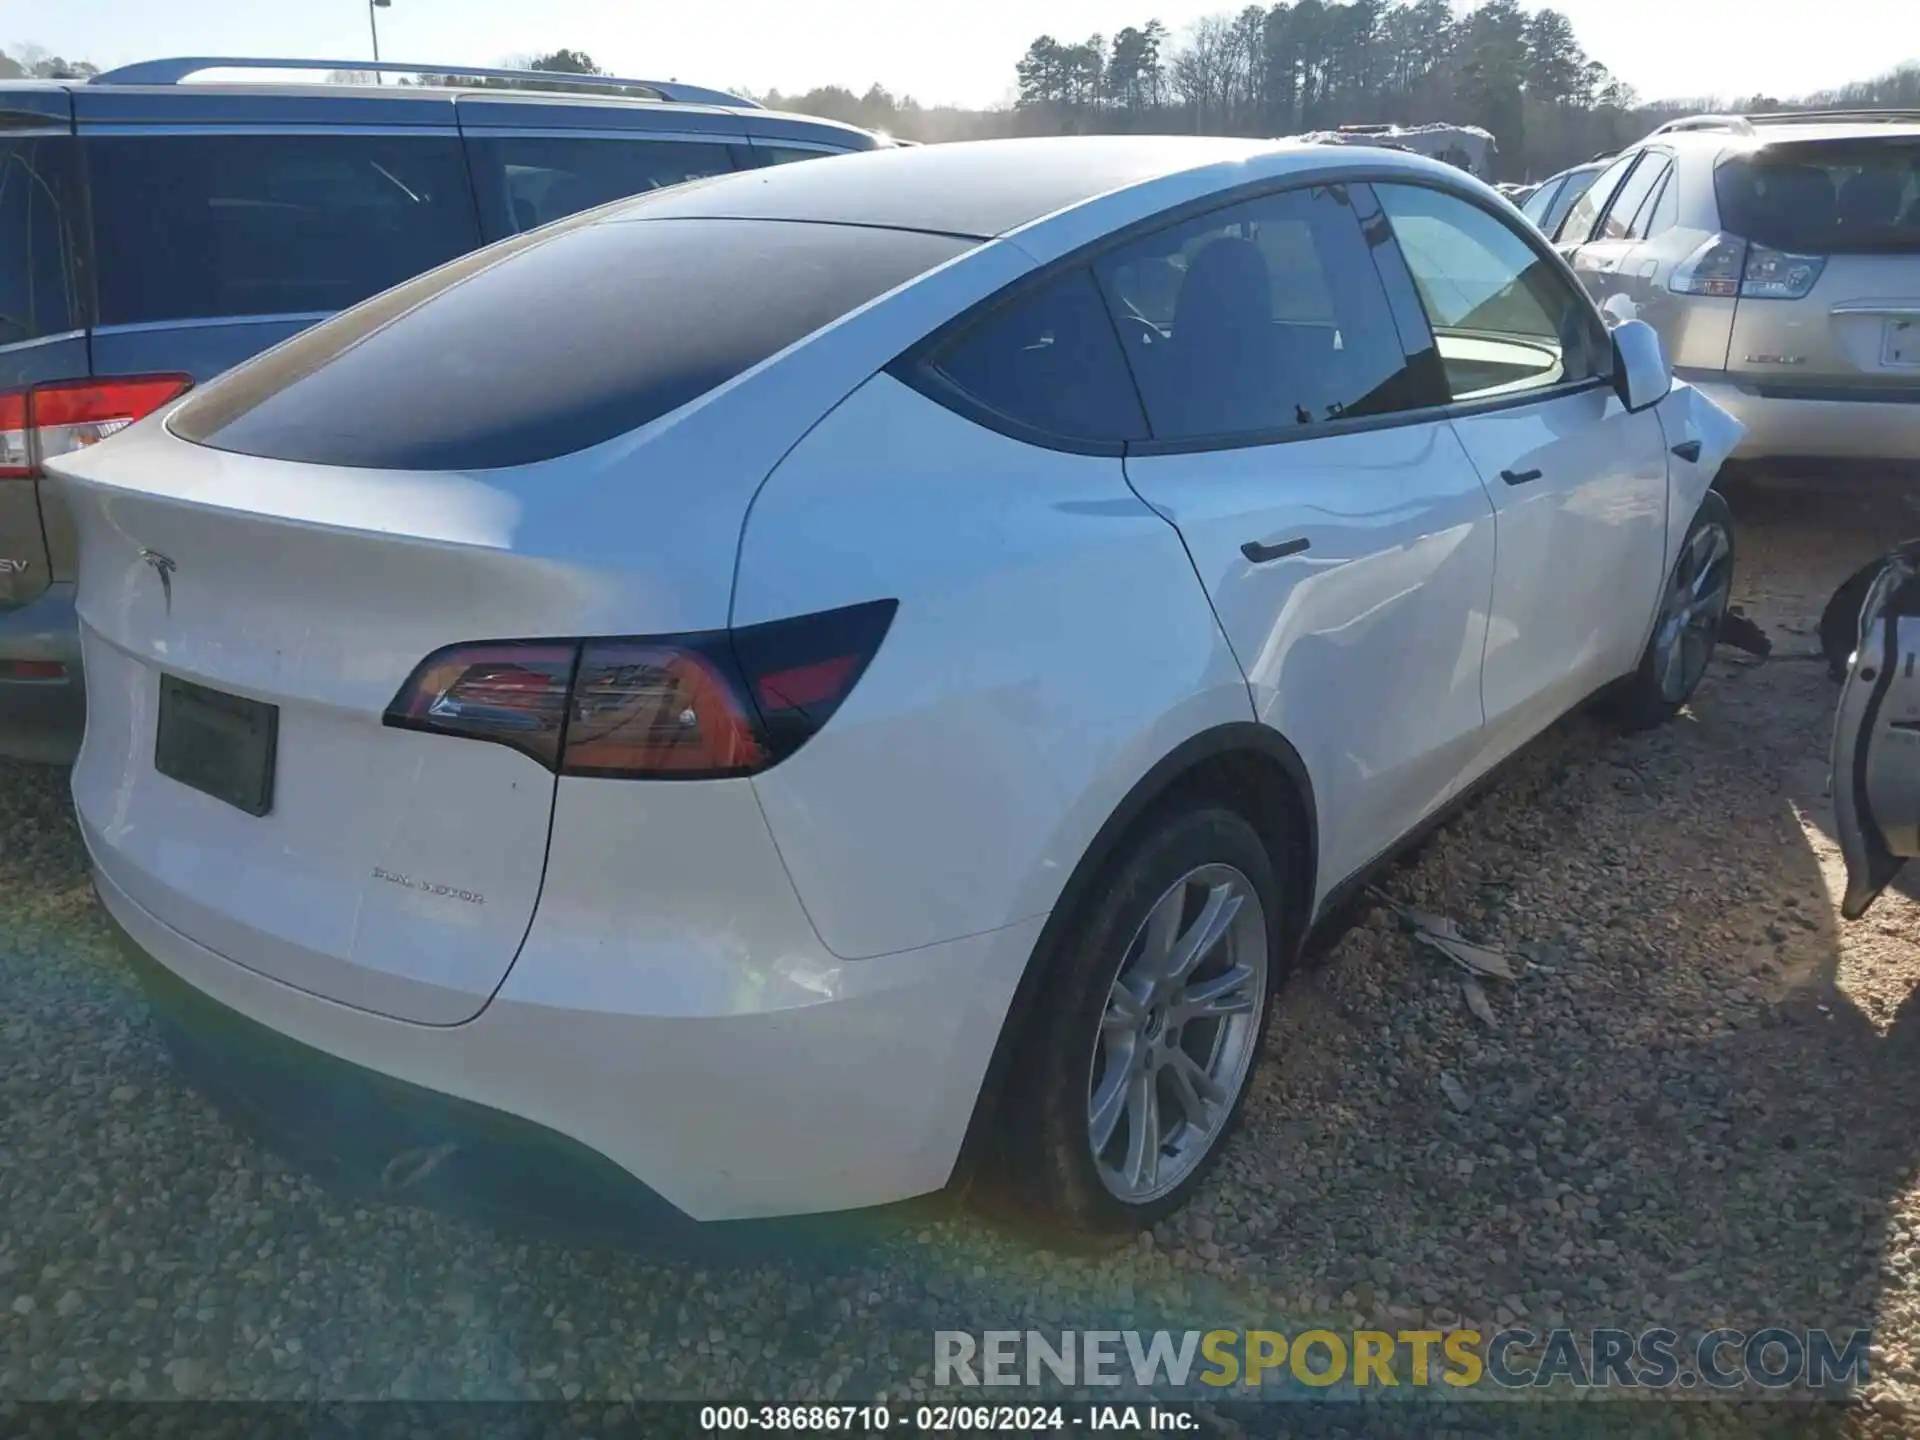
(734, 374, 1252, 961)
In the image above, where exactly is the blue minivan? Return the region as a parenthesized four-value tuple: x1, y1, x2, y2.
(0, 57, 892, 762)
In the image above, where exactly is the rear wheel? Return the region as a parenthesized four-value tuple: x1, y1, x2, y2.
(1006, 803, 1282, 1233)
(1607, 489, 1735, 731)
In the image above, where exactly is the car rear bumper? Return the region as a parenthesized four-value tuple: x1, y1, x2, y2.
(89, 849, 1041, 1226)
(0, 582, 85, 765)
(1676, 369, 1920, 467)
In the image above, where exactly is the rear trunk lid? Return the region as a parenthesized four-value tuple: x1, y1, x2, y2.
(57, 433, 618, 1025)
(1719, 134, 1920, 387)
(48, 206, 981, 1024)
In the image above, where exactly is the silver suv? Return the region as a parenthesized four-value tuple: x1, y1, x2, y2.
(1546, 109, 1920, 473)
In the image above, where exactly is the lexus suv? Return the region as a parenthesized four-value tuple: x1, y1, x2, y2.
(49, 136, 1742, 1235)
(1545, 109, 1920, 473)
(0, 56, 890, 763)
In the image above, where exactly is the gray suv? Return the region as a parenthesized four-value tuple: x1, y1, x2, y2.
(0, 57, 891, 762)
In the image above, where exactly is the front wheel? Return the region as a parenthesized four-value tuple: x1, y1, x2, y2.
(1004, 803, 1282, 1233)
(1606, 489, 1735, 731)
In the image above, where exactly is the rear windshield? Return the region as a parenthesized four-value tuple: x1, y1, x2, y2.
(1716, 140, 1920, 254)
(86, 133, 483, 326)
(0, 135, 82, 345)
(170, 217, 973, 470)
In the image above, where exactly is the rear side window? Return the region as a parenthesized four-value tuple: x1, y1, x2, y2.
(0, 136, 81, 345)
(466, 136, 737, 237)
(1555, 152, 1639, 243)
(1093, 185, 1426, 442)
(86, 133, 482, 326)
(1717, 141, 1920, 254)
(171, 217, 973, 470)
(1595, 154, 1671, 241)
(927, 267, 1146, 444)
(1541, 168, 1600, 238)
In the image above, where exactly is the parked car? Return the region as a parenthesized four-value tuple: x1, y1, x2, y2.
(1832, 538, 1920, 919)
(0, 57, 893, 764)
(1543, 109, 1920, 473)
(1518, 157, 1610, 238)
(49, 135, 1742, 1235)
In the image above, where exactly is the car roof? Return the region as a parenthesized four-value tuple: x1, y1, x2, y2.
(591, 134, 1337, 240)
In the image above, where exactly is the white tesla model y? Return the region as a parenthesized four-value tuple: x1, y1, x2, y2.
(48, 136, 1743, 1235)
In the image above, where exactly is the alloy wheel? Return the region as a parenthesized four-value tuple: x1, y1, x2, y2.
(1651, 516, 1734, 703)
(1085, 863, 1268, 1204)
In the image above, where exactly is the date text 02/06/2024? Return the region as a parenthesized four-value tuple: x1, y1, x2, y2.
(698, 1404, 1192, 1431)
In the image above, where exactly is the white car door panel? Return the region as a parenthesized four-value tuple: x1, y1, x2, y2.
(1126, 425, 1497, 898)
(1832, 545, 1920, 920)
(1096, 181, 1500, 902)
(1450, 388, 1669, 746)
(1374, 180, 1671, 769)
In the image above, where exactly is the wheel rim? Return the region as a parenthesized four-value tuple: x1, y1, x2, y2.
(1086, 863, 1269, 1205)
(1651, 516, 1733, 703)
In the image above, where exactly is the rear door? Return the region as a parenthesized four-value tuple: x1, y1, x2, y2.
(0, 88, 84, 608)
(1550, 150, 1641, 258)
(1105, 181, 1500, 893)
(1373, 180, 1670, 758)
(1569, 148, 1675, 318)
(455, 93, 745, 239)
(1831, 544, 1920, 919)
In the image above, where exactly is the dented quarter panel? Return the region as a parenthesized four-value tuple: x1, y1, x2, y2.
(1653, 380, 1745, 573)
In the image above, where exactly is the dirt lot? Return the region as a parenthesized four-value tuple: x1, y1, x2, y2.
(4, 481, 1920, 1429)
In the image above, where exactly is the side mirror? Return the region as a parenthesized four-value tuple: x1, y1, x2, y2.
(1610, 318, 1671, 413)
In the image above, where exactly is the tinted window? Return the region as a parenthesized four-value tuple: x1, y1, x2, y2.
(1626, 165, 1678, 241)
(1519, 177, 1563, 225)
(1716, 141, 1920, 254)
(756, 146, 848, 166)
(1555, 152, 1639, 243)
(87, 134, 482, 326)
(1093, 185, 1425, 441)
(0, 136, 81, 345)
(1376, 182, 1609, 402)
(467, 136, 736, 237)
(930, 268, 1145, 443)
(172, 217, 973, 470)
(1541, 168, 1602, 238)
(1597, 154, 1670, 241)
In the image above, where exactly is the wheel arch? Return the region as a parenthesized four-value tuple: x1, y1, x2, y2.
(949, 721, 1318, 1193)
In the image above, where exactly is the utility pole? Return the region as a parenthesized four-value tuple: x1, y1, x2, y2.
(368, 0, 390, 83)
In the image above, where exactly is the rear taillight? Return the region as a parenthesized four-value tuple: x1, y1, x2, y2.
(0, 375, 193, 479)
(1670, 234, 1826, 300)
(384, 600, 897, 779)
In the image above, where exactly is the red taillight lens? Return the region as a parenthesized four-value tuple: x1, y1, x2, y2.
(385, 642, 578, 769)
(381, 600, 898, 779)
(0, 374, 193, 479)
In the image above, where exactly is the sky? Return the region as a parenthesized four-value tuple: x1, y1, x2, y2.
(4, 0, 1913, 112)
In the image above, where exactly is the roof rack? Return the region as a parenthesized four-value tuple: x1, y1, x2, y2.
(87, 57, 762, 110)
(1745, 107, 1920, 125)
(1646, 114, 1755, 137)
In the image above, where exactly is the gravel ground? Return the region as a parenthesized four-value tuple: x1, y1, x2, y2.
(5, 480, 1920, 1433)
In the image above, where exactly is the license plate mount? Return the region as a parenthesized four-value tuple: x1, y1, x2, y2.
(155, 675, 278, 817)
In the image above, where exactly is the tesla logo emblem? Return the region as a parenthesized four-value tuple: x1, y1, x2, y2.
(139, 549, 176, 615)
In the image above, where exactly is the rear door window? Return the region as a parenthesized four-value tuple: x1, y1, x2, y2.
(1554, 152, 1640, 243)
(1093, 185, 1432, 442)
(1595, 153, 1671, 241)
(0, 136, 81, 345)
(1519, 177, 1563, 226)
(465, 135, 737, 238)
(86, 133, 482, 326)
(925, 267, 1146, 444)
(170, 217, 974, 470)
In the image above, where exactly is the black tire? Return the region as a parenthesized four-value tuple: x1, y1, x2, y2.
(1004, 802, 1284, 1233)
(1821, 556, 1893, 682)
(1605, 488, 1735, 731)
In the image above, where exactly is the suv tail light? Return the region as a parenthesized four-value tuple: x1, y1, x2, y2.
(384, 600, 898, 779)
(1670, 233, 1826, 301)
(0, 376, 194, 479)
